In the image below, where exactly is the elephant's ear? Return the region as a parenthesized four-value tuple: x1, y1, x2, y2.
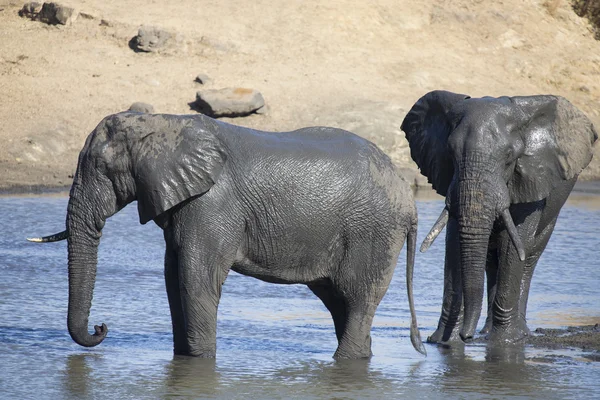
(509, 96, 598, 203)
(132, 117, 227, 224)
(401, 90, 471, 196)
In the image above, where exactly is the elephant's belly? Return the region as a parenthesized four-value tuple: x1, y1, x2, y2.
(231, 241, 332, 285)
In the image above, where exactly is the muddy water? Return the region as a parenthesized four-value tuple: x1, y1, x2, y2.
(1, 193, 599, 399)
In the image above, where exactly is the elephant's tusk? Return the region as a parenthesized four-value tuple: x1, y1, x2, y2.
(501, 209, 526, 262)
(27, 230, 68, 243)
(420, 207, 449, 252)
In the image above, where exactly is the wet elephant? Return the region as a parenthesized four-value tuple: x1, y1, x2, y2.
(31, 112, 425, 358)
(401, 90, 597, 344)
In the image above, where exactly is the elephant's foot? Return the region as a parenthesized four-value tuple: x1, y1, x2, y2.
(334, 334, 372, 359)
(487, 319, 531, 344)
(427, 323, 462, 345)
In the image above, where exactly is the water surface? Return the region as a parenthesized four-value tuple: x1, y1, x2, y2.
(1, 193, 598, 399)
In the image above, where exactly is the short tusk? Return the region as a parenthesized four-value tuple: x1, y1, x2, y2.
(420, 207, 449, 252)
(27, 230, 68, 243)
(501, 209, 526, 261)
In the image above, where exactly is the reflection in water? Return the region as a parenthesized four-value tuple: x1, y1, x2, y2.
(64, 354, 98, 399)
(163, 357, 220, 398)
(1, 195, 599, 399)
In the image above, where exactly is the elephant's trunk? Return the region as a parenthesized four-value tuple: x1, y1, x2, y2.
(457, 178, 494, 341)
(66, 184, 109, 347)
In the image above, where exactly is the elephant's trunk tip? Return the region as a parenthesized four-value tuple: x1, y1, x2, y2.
(69, 322, 108, 348)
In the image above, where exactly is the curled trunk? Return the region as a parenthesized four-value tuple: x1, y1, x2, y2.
(65, 186, 109, 347)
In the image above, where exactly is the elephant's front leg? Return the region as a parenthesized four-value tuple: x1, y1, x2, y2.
(166, 197, 242, 357)
(164, 242, 189, 355)
(177, 248, 231, 357)
(428, 217, 463, 344)
(490, 204, 541, 343)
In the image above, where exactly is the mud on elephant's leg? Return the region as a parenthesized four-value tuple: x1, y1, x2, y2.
(429, 218, 463, 344)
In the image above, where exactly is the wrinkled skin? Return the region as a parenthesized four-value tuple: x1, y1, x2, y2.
(401, 91, 597, 345)
(34, 112, 425, 359)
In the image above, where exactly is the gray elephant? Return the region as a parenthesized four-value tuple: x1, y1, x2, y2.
(401, 90, 597, 344)
(30, 112, 425, 358)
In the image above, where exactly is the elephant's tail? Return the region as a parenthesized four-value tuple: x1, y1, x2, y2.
(407, 219, 426, 355)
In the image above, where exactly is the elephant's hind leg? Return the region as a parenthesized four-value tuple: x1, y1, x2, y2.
(329, 241, 398, 359)
(308, 280, 347, 342)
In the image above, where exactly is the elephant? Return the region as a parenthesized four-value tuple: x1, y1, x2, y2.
(29, 111, 426, 358)
(401, 90, 597, 344)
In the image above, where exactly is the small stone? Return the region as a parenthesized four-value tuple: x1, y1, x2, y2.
(195, 88, 265, 118)
(37, 3, 78, 25)
(194, 73, 211, 85)
(100, 19, 113, 27)
(133, 25, 173, 52)
(535, 327, 546, 334)
(128, 102, 155, 114)
(55, 5, 78, 25)
(79, 12, 95, 20)
(579, 85, 591, 93)
(18, 2, 43, 18)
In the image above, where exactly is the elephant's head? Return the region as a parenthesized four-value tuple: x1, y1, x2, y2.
(401, 90, 597, 340)
(29, 113, 226, 347)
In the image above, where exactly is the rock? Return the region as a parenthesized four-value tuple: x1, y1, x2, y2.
(499, 29, 525, 49)
(194, 73, 211, 85)
(128, 102, 155, 114)
(133, 26, 175, 53)
(18, 2, 43, 18)
(37, 3, 78, 25)
(195, 88, 265, 117)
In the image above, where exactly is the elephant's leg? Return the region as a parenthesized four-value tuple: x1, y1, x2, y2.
(517, 178, 574, 325)
(332, 299, 376, 359)
(169, 199, 242, 357)
(481, 246, 498, 334)
(164, 241, 188, 355)
(490, 203, 541, 342)
(428, 217, 463, 344)
(331, 238, 398, 359)
(177, 249, 232, 357)
(308, 281, 347, 342)
(518, 216, 557, 324)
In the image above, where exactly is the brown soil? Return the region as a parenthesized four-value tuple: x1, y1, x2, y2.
(529, 324, 600, 354)
(1, 0, 600, 190)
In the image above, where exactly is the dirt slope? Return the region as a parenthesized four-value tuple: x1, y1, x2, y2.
(1, 0, 599, 190)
